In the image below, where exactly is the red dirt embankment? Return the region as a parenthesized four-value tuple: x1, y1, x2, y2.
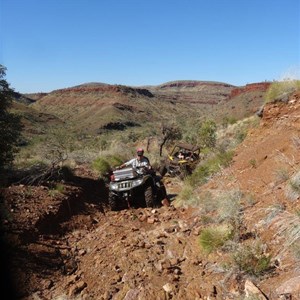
(230, 82, 271, 98)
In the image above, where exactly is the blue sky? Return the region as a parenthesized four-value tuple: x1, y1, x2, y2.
(1, 0, 299, 93)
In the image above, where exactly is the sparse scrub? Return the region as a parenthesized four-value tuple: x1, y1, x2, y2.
(285, 170, 300, 201)
(222, 116, 237, 128)
(198, 224, 234, 254)
(198, 119, 217, 150)
(91, 157, 111, 177)
(274, 167, 289, 183)
(217, 116, 259, 152)
(249, 159, 257, 168)
(48, 183, 65, 197)
(104, 155, 123, 168)
(235, 129, 247, 143)
(270, 210, 300, 256)
(174, 183, 198, 207)
(264, 203, 286, 225)
(199, 191, 217, 214)
(216, 189, 242, 234)
(243, 193, 256, 207)
(232, 240, 272, 276)
(265, 79, 300, 103)
(187, 150, 234, 187)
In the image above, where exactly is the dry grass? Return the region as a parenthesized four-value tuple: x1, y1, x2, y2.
(232, 239, 272, 276)
(285, 170, 300, 201)
(268, 210, 300, 258)
(198, 224, 234, 254)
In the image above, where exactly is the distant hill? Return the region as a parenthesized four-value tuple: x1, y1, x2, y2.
(14, 80, 271, 138)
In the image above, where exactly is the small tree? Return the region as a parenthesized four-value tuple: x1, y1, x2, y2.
(198, 119, 217, 149)
(159, 123, 182, 156)
(0, 65, 23, 173)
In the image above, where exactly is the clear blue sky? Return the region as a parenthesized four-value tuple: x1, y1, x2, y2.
(1, 0, 299, 93)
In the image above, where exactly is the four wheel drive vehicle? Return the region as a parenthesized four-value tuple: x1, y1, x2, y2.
(159, 143, 201, 179)
(108, 166, 167, 211)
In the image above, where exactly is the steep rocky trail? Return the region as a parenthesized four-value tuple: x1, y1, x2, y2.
(1, 175, 217, 300)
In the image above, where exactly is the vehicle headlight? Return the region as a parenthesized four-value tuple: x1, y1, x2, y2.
(110, 183, 119, 191)
(132, 178, 143, 188)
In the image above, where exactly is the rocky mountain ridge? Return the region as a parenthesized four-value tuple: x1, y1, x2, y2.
(16, 80, 270, 137)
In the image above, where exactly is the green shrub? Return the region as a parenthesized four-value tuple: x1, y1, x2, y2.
(104, 155, 123, 168)
(48, 183, 65, 197)
(187, 150, 234, 187)
(92, 157, 111, 176)
(235, 129, 247, 143)
(198, 119, 217, 149)
(198, 224, 234, 254)
(232, 241, 272, 276)
(0, 65, 23, 174)
(222, 116, 238, 128)
(249, 159, 257, 168)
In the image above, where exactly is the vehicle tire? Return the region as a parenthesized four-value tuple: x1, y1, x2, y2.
(108, 192, 118, 211)
(158, 164, 167, 177)
(144, 185, 154, 208)
(179, 165, 192, 180)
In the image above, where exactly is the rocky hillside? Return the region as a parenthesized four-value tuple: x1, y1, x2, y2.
(1, 91, 299, 299)
(20, 80, 270, 135)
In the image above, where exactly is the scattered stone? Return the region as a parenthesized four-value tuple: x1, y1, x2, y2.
(68, 280, 87, 297)
(163, 282, 174, 293)
(161, 198, 170, 207)
(66, 274, 80, 285)
(154, 261, 163, 272)
(138, 214, 147, 222)
(138, 241, 146, 248)
(147, 216, 156, 224)
(244, 280, 267, 300)
(78, 249, 86, 256)
(276, 276, 300, 296)
(124, 289, 140, 300)
(40, 279, 53, 290)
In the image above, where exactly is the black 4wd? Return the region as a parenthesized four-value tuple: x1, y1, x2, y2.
(159, 143, 201, 179)
(108, 166, 166, 211)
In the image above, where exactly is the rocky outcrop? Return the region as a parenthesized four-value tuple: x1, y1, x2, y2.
(52, 84, 154, 98)
(230, 82, 271, 98)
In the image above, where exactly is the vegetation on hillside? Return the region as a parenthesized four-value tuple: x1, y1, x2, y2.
(0, 65, 23, 176)
(265, 79, 300, 103)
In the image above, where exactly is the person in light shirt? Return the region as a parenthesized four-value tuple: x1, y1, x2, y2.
(118, 148, 152, 174)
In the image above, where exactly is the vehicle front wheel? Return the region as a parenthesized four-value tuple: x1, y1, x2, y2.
(144, 185, 154, 208)
(108, 192, 118, 211)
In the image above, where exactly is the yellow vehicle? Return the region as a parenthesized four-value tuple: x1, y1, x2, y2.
(159, 143, 201, 179)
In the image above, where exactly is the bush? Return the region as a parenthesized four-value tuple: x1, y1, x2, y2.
(198, 119, 217, 150)
(92, 157, 111, 176)
(104, 155, 123, 168)
(187, 150, 234, 187)
(232, 241, 272, 276)
(198, 224, 234, 254)
(0, 65, 23, 174)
